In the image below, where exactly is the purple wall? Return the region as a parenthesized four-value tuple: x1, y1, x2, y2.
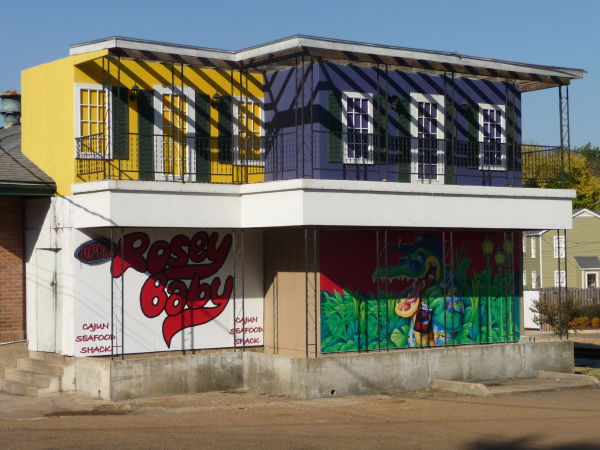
(264, 62, 522, 186)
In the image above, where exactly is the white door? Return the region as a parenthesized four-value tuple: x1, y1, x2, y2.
(153, 86, 196, 181)
(410, 93, 445, 183)
(36, 249, 57, 352)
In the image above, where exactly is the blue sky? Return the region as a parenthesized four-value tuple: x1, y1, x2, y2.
(1, 0, 598, 146)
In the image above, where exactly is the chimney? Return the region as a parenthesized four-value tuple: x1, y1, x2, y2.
(0, 90, 21, 127)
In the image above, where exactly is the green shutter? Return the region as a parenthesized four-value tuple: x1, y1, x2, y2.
(506, 103, 517, 171)
(445, 98, 457, 184)
(111, 86, 129, 160)
(327, 92, 343, 163)
(137, 90, 154, 181)
(195, 93, 210, 182)
(217, 96, 233, 163)
(465, 103, 480, 169)
(396, 98, 411, 182)
(373, 95, 386, 164)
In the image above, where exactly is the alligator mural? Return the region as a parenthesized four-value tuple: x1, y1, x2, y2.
(320, 230, 520, 353)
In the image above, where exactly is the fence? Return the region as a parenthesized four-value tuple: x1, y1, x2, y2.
(75, 132, 568, 188)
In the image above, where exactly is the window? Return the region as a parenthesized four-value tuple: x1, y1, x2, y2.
(75, 84, 107, 157)
(233, 98, 264, 166)
(531, 271, 537, 289)
(479, 104, 506, 170)
(586, 272, 598, 288)
(554, 270, 566, 287)
(522, 236, 526, 255)
(342, 92, 373, 164)
(531, 237, 536, 259)
(553, 235, 565, 258)
(523, 270, 527, 287)
(410, 93, 445, 183)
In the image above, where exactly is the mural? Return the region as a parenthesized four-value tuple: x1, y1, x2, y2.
(72, 228, 263, 356)
(320, 230, 520, 353)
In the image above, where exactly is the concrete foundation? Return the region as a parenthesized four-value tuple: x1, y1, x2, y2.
(71, 340, 574, 400)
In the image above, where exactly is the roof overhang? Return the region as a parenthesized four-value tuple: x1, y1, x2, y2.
(69, 35, 585, 92)
(0, 182, 55, 197)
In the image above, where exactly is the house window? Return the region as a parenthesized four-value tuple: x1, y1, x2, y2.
(554, 270, 566, 287)
(342, 92, 373, 164)
(410, 93, 445, 183)
(522, 236, 526, 255)
(586, 272, 598, 288)
(75, 84, 107, 157)
(531, 270, 537, 289)
(554, 235, 565, 258)
(523, 270, 527, 287)
(479, 104, 505, 170)
(531, 237, 536, 259)
(233, 98, 264, 166)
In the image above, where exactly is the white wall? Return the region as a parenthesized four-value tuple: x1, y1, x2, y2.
(26, 196, 264, 357)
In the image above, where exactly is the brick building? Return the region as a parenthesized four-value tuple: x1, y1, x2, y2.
(0, 95, 55, 343)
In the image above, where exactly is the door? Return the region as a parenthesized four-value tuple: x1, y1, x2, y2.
(153, 86, 196, 181)
(410, 93, 445, 183)
(36, 249, 57, 352)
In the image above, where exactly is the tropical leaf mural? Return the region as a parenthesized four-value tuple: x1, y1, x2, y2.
(320, 231, 520, 353)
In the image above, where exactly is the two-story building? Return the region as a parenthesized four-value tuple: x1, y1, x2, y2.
(524, 209, 600, 290)
(10, 36, 583, 399)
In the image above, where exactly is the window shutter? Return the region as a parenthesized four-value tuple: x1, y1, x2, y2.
(373, 95, 386, 164)
(137, 90, 154, 181)
(445, 98, 457, 184)
(217, 96, 233, 163)
(111, 86, 129, 160)
(465, 103, 479, 169)
(506, 103, 517, 171)
(327, 92, 343, 163)
(396, 98, 411, 182)
(195, 93, 210, 182)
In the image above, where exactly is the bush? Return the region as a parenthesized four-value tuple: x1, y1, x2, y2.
(571, 317, 591, 328)
(579, 304, 600, 319)
(531, 297, 580, 337)
(592, 317, 600, 328)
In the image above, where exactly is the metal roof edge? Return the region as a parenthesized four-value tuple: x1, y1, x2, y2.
(68, 35, 585, 81)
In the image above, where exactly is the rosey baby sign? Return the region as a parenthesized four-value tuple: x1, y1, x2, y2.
(73, 230, 263, 356)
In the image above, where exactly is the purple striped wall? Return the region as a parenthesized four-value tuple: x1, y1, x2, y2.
(264, 62, 522, 186)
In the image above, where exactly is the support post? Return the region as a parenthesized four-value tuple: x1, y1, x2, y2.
(559, 85, 571, 187)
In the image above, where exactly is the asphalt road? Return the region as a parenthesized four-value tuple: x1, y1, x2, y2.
(1, 387, 600, 449)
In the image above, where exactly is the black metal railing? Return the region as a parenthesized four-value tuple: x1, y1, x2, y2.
(75, 132, 569, 188)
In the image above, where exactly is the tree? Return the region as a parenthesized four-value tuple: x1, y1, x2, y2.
(522, 144, 600, 209)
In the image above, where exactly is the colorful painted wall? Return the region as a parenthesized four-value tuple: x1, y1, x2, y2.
(22, 52, 264, 194)
(264, 62, 522, 185)
(71, 228, 263, 356)
(320, 230, 521, 353)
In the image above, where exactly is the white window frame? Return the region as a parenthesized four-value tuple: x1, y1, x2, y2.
(233, 97, 265, 167)
(74, 83, 111, 159)
(522, 236, 526, 254)
(531, 270, 538, 289)
(523, 270, 527, 287)
(410, 93, 445, 184)
(478, 103, 506, 171)
(341, 92, 373, 164)
(554, 270, 566, 287)
(153, 85, 196, 181)
(583, 271, 599, 288)
(553, 235, 565, 258)
(531, 237, 536, 259)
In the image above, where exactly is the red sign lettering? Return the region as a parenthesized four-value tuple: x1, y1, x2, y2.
(111, 232, 233, 347)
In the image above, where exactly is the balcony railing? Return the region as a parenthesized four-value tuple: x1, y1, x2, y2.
(75, 132, 569, 188)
